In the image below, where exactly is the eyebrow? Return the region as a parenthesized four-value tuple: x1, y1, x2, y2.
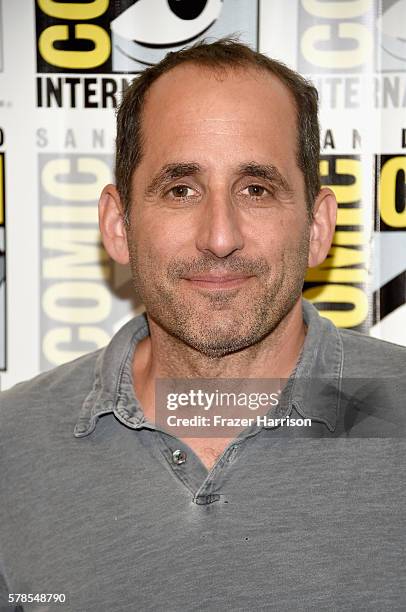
(236, 162, 293, 195)
(144, 161, 293, 197)
(145, 163, 201, 196)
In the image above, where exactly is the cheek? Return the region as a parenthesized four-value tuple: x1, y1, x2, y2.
(132, 225, 185, 270)
(259, 223, 309, 268)
(136, 212, 195, 254)
(250, 221, 292, 256)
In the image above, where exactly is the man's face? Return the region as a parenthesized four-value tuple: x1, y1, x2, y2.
(126, 63, 311, 357)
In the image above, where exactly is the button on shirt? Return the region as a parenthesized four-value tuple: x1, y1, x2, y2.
(0, 300, 405, 611)
(172, 449, 187, 464)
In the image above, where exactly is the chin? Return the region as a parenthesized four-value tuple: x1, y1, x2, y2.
(173, 320, 274, 358)
(182, 337, 256, 359)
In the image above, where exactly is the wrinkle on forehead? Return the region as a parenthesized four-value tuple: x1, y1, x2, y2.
(168, 118, 259, 136)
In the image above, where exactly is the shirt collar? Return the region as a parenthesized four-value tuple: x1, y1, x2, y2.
(73, 313, 150, 437)
(286, 299, 344, 432)
(73, 299, 343, 438)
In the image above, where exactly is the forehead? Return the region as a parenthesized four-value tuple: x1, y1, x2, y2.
(140, 62, 298, 156)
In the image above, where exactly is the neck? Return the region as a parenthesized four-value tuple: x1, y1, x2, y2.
(133, 298, 306, 388)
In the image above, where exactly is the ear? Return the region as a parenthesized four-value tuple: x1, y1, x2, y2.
(308, 187, 337, 268)
(98, 184, 130, 265)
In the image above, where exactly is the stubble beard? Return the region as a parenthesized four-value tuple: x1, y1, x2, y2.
(127, 231, 310, 359)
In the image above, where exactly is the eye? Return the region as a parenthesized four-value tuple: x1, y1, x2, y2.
(167, 185, 196, 198)
(242, 184, 269, 198)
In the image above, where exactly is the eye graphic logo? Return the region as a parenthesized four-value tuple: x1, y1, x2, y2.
(111, 0, 259, 72)
(112, 0, 223, 71)
(377, 0, 406, 71)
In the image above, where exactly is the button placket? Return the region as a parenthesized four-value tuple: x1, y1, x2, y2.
(156, 432, 243, 502)
(192, 441, 240, 504)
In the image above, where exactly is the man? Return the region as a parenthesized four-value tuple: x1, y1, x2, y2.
(1, 39, 405, 611)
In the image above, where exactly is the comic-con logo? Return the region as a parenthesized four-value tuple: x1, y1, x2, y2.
(0, 1, 3, 73)
(36, 0, 257, 74)
(372, 154, 406, 342)
(303, 155, 370, 332)
(297, 0, 374, 73)
(0, 151, 6, 370)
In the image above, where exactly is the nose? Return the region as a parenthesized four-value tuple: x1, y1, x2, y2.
(195, 191, 244, 258)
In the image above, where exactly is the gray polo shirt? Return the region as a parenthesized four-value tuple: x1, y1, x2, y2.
(0, 299, 405, 611)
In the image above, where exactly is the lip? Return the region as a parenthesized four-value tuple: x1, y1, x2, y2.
(183, 274, 254, 290)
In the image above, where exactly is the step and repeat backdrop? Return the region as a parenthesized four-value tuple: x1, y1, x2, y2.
(0, 0, 405, 390)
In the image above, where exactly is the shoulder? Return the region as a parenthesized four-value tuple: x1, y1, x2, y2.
(333, 329, 406, 435)
(303, 299, 406, 375)
(338, 327, 406, 377)
(0, 313, 148, 437)
(0, 348, 102, 432)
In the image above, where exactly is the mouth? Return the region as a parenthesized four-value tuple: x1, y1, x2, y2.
(182, 273, 255, 291)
